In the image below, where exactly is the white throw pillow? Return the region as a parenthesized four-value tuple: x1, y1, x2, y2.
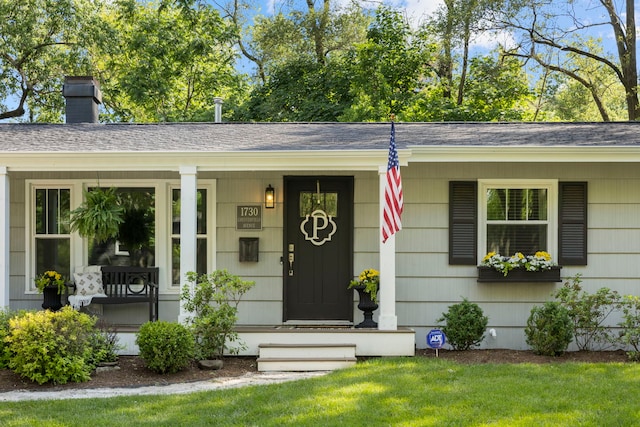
(73, 272, 105, 296)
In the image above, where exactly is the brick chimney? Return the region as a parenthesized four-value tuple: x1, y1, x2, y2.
(62, 76, 102, 123)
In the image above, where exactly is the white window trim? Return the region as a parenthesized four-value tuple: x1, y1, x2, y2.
(167, 180, 216, 292)
(478, 179, 558, 264)
(25, 179, 217, 295)
(25, 180, 81, 294)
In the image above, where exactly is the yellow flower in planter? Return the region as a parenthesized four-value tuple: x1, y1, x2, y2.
(348, 268, 379, 303)
(481, 252, 556, 276)
(35, 270, 66, 294)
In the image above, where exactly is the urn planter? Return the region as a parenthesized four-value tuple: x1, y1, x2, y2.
(477, 266, 562, 283)
(353, 285, 378, 328)
(41, 284, 63, 311)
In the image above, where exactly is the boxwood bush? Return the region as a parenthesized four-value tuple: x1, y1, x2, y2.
(525, 301, 573, 356)
(437, 298, 488, 350)
(136, 321, 195, 374)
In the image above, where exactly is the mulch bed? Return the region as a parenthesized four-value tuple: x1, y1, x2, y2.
(0, 349, 631, 392)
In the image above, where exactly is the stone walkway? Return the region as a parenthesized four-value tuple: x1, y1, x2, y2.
(0, 371, 329, 402)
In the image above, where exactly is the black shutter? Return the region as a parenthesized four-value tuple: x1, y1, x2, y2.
(558, 182, 587, 265)
(449, 181, 477, 265)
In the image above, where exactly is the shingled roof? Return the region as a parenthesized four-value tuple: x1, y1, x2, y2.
(2, 122, 640, 153)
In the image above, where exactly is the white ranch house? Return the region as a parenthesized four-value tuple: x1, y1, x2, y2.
(1, 78, 640, 362)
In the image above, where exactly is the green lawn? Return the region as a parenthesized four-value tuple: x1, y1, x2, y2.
(1, 357, 638, 426)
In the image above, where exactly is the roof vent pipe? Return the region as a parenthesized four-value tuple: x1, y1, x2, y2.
(62, 76, 102, 124)
(213, 97, 223, 123)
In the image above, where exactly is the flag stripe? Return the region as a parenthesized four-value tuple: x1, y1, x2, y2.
(382, 122, 403, 243)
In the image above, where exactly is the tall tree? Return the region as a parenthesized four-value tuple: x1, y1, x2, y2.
(430, 0, 502, 105)
(244, 1, 369, 81)
(342, 6, 436, 121)
(404, 52, 531, 121)
(233, 1, 369, 120)
(0, 0, 103, 121)
(95, 0, 242, 122)
(495, 0, 638, 121)
(232, 57, 353, 121)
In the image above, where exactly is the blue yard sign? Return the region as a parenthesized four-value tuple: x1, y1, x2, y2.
(427, 329, 446, 349)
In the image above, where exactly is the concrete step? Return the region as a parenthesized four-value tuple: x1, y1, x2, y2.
(258, 343, 356, 359)
(257, 343, 357, 372)
(257, 357, 357, 372)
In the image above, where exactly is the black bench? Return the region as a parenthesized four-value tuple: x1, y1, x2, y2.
(68, 266, 159, 321)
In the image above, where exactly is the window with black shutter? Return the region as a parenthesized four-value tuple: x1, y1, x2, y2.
(449, 181, 587, 266)
(558, 182, 588, 265)
(449, 181, 477, 265)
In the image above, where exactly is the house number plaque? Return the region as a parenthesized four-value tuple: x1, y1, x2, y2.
(236, 205, 262, 230)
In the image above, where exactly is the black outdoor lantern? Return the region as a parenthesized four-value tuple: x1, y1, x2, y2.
(265, 184, 275, 208)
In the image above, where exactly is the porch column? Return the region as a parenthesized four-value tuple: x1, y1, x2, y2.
(378, 167, 398, 330)
(0, 167, 9, 309)
(178, 166, 198, 324)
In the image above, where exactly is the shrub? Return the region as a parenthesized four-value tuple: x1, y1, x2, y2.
(0, 308, 30, 369)
(86, 320, 122, 367)
(616, 295, 640, 361)
(553, 274, 621, 350)
(5, 307, 97, 384)
(136, 321, 195, 374)
(525, 301, 574, 356)
(437, 298, 488, 350)
(181, 270, 255, 360)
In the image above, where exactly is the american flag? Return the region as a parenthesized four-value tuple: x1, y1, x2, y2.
(382, 121, 403, 243)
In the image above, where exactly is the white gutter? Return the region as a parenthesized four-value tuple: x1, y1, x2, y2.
(409, 146, 640, 163)
(0, 150, 409, 172)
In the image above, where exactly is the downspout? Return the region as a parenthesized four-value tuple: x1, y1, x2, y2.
(0, 167, 8, 308)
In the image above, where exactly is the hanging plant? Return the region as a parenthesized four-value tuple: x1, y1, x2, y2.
(69, 187, 124, 243)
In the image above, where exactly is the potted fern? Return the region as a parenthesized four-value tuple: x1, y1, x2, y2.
(69, 187, 124, 243)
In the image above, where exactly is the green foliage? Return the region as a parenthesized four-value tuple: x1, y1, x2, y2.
(69, 187, 124, 243)
(553, 274, 622, 351)
(5, 307, 98, 384)
(341, 6, 437, 121)
(136, 321, 195, 374)
(616, 295, 640, 361)
(86, 320, 122, 366)
(348, 268, 379, 303)
(405, 53, 531, 121)
(525, 301, 573, 356)
(0, 0, 100, 121)
(437, 298, 488, 350)
(97, 1, 243, 122)
(34, 270, 66, 294)
(181, 270, 255, 360)
(235, 57, 354, 121)
(248, 4, 369, 73)
(0, 309, 30, 369)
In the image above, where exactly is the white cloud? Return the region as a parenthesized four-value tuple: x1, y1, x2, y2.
(398, 0, 443, 25)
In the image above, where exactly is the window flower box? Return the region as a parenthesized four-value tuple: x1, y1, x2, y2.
(478, 251, 562, 282)
(477, 265, 562, 282)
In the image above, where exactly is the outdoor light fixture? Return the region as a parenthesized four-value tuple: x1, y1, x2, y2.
(265, 184, 275, 208)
